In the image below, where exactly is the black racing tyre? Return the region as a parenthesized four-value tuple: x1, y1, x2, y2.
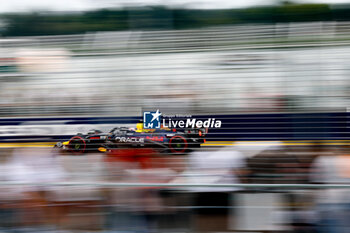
(168, 135, 188, 154)
(68, 136, 86, 154)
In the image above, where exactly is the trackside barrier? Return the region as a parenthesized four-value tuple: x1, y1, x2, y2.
(0, 182, 344, 232)
(0, 182, 342, 232)
(0, 182, 346, 188)
(0, 112, 350, 142)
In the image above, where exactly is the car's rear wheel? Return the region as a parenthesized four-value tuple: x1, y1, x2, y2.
(169, 135, 188, 154)
(68, 136, 86, 154)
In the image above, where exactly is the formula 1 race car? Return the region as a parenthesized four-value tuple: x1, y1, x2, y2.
(54, 125, 206, 155)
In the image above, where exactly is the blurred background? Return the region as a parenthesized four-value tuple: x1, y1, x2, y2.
(3, 1, 350, 116)
(2, 0, 350, 232)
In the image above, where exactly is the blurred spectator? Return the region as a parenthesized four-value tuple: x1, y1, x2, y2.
(10, 148, 66, 230)
(103, 148, 177, 233)
(49, 151, 105, 230)
(310, 146, 350, 233)
(185, 146, 246, 232)
(247, 144, 316, 184)
(0, 148, 63, 231)
(0, 149, 22, 231)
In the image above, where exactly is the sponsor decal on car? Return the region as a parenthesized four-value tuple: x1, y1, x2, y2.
(115, 137, 145, 143)
(146, 136, 164, 141)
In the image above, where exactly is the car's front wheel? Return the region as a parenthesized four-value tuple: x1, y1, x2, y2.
(168, 135, 188, 154)
(68, 136, 86, 154)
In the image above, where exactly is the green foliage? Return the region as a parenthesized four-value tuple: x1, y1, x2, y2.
(0, 4, 345, 36)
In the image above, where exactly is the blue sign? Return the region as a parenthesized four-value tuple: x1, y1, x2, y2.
(143, 109, 162, 129)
